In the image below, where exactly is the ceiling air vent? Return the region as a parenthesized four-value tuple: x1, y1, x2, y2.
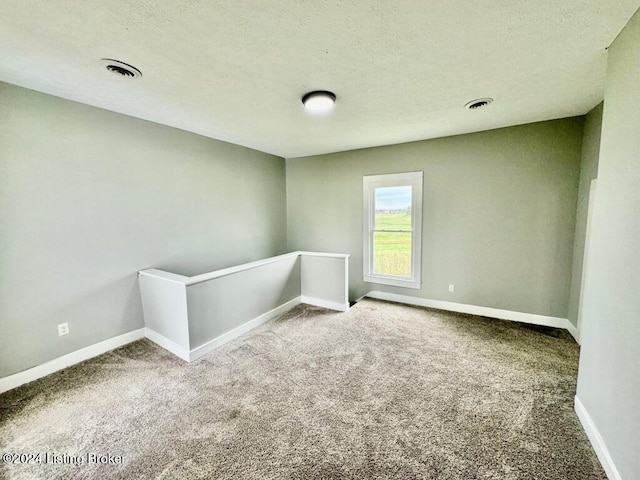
(465, 98, 493, 110)
(100, 59, 142, 78)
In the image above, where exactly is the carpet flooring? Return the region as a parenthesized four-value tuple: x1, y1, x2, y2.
(0, 299, 605, 479)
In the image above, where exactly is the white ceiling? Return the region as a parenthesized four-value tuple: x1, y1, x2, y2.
(1, 1, 638, 158)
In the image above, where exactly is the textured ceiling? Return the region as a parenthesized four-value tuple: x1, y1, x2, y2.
(0, 1, 638, 158)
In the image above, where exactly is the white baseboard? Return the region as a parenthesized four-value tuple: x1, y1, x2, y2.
(0, 296, 306, 393)
(366, 291, 574, 335)
(0, 328, 145, 395)
(575, 396, 621, 480)
(188, 296, 302, 361)
(565, 321, 580, 344)
(301, 295, 349, 312)
(354, 293, 369, 303)
(144, 328, 190, 362)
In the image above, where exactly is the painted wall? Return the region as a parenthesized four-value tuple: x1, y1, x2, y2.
(287, 118, 583, 318)
(0, 82, 287, 377)
(187, 256, 301, 349)
(576, 8, 640, 479)
(567, 103, 603, 328)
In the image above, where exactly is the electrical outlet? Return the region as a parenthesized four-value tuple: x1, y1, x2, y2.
(448, 284, 455, 293)
(58, 322, 69, 336)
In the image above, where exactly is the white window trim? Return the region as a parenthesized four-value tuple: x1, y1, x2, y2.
(363, 171, 423, 289)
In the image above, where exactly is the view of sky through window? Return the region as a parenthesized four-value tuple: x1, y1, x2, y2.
(374, 186, 411, 211)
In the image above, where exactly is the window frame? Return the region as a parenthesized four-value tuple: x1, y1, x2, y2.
(363, 171, 423, 289)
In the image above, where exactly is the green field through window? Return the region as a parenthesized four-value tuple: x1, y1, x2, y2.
(373, 212, 412, 276)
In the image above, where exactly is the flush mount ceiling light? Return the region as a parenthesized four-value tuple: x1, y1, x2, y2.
(100, 58, 142, 78)
(465, 98, 493, 110)
(302, 90, 336, 112)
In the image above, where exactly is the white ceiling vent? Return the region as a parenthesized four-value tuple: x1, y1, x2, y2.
(100, 59, 142, 78)
(465, 98, 493, 110)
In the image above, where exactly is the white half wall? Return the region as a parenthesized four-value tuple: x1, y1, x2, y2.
(300, 252, 350, 312)
(139, 272, 190, 354)
(186, 254, 302, 350)
(139, 251, 350, 361)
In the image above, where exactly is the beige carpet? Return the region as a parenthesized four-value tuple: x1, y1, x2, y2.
(0, 299, 605, 479)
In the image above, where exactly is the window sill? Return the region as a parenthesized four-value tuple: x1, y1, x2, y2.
(364, 275, 421, 290)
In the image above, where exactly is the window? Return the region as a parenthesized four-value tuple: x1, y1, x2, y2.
(363, 171, 422, 289)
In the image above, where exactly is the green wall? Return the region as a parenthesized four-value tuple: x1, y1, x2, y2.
(568, 103, 603, 327)
(0, 82, 287, 377)
(576, 7, 640, 478)
(287, 118, 584, 318)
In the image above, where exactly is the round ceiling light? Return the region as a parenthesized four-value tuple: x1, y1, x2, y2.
(465, 98, 493, 110)
(302, 90, 336, 112)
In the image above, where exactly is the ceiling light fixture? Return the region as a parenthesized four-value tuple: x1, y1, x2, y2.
(302, 90, 336, 112)
(465, 98, 493, 110)
(100, 58, 142, 78)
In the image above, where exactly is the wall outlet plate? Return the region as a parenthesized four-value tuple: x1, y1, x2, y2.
(58, 322, 69, 336)
(448, 284, 455, 292)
